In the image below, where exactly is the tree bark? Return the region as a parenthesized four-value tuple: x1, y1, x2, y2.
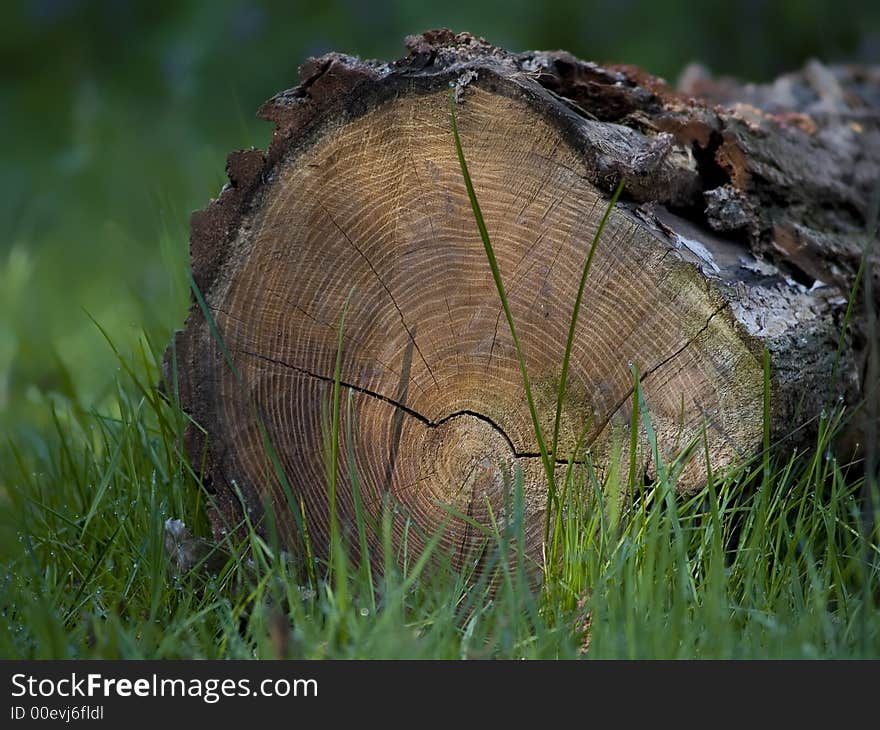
(166, 30, 877, 570)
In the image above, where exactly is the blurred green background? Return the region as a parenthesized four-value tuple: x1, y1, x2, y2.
(1, 0, 879, 438)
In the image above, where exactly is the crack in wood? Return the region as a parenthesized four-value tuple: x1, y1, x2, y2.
(235, 347, 584, 464)
(586, 302, 730, 447)
(318, 202, 440, 388)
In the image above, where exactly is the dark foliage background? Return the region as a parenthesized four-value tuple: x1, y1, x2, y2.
(1, 0, 878, 433)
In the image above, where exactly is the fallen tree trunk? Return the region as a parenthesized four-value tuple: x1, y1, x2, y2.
(166, 30, 877, 571)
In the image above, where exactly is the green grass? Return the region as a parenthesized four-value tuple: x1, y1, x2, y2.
(1, 330, 878, 658)
(1, 91, 878, 662)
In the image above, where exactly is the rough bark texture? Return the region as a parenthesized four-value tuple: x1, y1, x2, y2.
(166, 30, 877, 572)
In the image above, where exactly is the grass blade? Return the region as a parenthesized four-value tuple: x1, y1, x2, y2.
(449, 91, 556, 518)
(551, 180, 624, 475)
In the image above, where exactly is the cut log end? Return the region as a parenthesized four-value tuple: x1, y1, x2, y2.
(168, 31, 874, 572)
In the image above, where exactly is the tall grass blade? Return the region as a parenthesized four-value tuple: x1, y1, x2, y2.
(449, 91, 556, 523)
(551, 180, 623, 475)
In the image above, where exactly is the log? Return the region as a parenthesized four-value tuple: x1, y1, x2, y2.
(166, 30, 877, 571)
